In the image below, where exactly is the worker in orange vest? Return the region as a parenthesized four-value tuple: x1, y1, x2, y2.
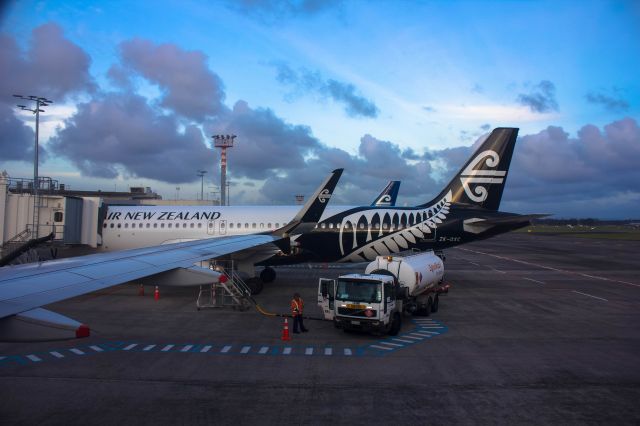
(291, 292, 308, 333)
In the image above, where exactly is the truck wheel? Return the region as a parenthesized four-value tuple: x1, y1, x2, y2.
(388, 313, 402, 336)
(432, 294, 439, 313)
(424, 297, 432, 317)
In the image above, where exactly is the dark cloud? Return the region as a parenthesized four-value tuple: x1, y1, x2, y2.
(48, 93, 213, 183)
(205, 100, 322, 180)
(585, 90, 630, 112)
(516, 80, 558, 113)
(272, 62, 379, 118)
(227, 0, 344, 22)
(504, 118, 640, 215)
(0, 103, 36, 161)
(0, 23, 95, 102)
(117, 39, 227, 121)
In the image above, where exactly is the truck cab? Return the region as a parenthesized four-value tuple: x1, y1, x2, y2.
(318, 273, 402, 335)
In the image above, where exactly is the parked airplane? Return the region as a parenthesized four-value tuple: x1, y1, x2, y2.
(0, 169, 344, 341)
(0, 127, 542, 341)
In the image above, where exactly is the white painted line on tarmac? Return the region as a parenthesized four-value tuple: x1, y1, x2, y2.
(161, 344, 174, 352)
(492, 268, 507, 274)
(90, 346, 104, 352)
(180, 345, 193, 352)
(26, 354, 41, 362)
(380, 341, 403, 347)
(344, 348, 352, 356)
(370, 345, 393, 351)
(220, 345, 232, 353)
(70, 348, 85, 355)
(143, 345, 156, 351)
(123, 344, 137, 351)
(422, 330, 440, 335)
(200, 345, 212, 353)
(419, 326, 444, 329)
(524, 277, 545, 285)
(283, 347, 292, 355)
(258, 346, 269, 354)
(240, 346, 251, 354)
(458, 247, 640, 288)
(392, 338, 414, 344)
(409, 332, 431, 338)
(324, 347, 333, 356)
(572, 290, 608, 302)
(402, 335, 424, 340)
(50, 351, 64, 358)
(305, 347, 313, 355)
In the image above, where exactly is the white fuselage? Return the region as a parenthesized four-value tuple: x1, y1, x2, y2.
(101, 205, 356, 251)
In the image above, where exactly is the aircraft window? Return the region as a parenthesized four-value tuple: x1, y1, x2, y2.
(276, 223, 280, 228)
(359, 223, 365, 229)
(267, 223, 271, 228)
(198, 223, 202, 228)
(54, 212, 63, 222)
(103, 223, 108, 228)
(374, 223, 380, 229)
(321, 223, 326, 229)
(190, 223, 194, 228)
(153, 223, 158, 228)
(252, 223, 256, 229)
(124, 223, 129, 229)
(208, 222, 213, 228)
(161, 223, 165, 228)
(117, 224, 121, 229)
(383, 224, 388, 230)
(146, 223, 150, 228)
(229, 223, 234, 228)
(245, 223, 249, 229)
(168, 223, 172, 228)
(183, 223, 187, 228)
(110, 223, 114, 229)
(260, 223, 264, 228)
(221, 222, 226, 228)
(329, 223, 334, 229)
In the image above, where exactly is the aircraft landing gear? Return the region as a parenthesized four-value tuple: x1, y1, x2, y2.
(245, 278, 264, 295)
(260, 267, 276, 283)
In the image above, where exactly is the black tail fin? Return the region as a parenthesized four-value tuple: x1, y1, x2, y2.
(421, 127, 518, 211)
(371, 181, 401, 206)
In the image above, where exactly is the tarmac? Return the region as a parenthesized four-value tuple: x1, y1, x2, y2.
(1, 232, 639, 425)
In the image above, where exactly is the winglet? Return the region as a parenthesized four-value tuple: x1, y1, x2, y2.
(273, 168, 343, 238)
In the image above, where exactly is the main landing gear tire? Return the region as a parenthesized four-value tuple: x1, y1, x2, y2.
(246, 278, 264, 295)
(432, 294, 439, 313)
(388, 313, 402, 336)
(260, 267, 276, 283)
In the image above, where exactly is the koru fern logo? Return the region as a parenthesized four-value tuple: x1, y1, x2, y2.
(459, 150, 505, 202)
(318, 189, 332, 203)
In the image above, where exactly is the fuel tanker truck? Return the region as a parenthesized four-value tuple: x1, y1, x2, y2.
(317, 250, 449, 335)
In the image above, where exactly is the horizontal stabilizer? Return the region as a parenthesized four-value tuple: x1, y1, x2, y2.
(0, 307, 89, 342)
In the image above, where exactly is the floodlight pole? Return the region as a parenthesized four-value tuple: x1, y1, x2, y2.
(212, 134, 236, 206)
(197, 170, 207, 201)
(14, 94, 53, 238)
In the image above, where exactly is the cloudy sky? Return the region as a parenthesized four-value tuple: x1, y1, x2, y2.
(1, 0, 638, 218)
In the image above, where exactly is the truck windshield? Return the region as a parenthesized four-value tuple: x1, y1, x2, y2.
(335, 279, 382, 303)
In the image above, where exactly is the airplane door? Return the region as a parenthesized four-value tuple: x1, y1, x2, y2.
(219, 219, 227, 235)
(318, 278, 336, 321)
(207, 220, 216, 235)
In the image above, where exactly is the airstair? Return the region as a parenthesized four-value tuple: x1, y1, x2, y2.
(196, 260, 252, 311)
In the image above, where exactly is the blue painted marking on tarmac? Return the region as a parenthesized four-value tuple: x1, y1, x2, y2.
(0, 319, 449, 366)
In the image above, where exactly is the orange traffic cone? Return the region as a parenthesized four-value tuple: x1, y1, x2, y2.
(154, 285, 160, 301)
(281, 318, 291, 341)
(138, 284, 144, 296)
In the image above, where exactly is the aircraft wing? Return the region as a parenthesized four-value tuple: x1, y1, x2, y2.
(0, 234, 277, 319)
